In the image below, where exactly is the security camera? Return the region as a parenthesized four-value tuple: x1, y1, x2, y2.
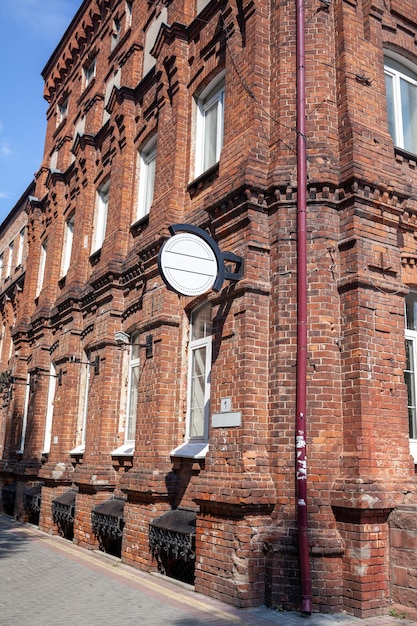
(114, 331, 130, 347)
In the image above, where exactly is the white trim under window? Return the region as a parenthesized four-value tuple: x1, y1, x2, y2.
(61, 214, 74, 278)
(92, 182, 110, 253)
(195, 73, 225, 178)
(42, 363, 57, 454)
(171, 304, 212, 458)
(385, 55, 417, 154)
(137, 136, 157, 221)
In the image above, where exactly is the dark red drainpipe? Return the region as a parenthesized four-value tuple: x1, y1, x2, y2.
(296, 0, 312, 614)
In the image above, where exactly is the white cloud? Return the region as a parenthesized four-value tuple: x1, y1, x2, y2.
(0, 142, 13, 158)
(0, 191, 11, 200)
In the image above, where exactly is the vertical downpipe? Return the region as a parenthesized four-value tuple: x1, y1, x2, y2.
(296, 0, 312, 615)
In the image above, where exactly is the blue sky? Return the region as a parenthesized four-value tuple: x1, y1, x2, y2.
(0, 0, 81, 223)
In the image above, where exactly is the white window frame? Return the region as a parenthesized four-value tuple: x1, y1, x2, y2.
(17, 228, 24, 267)
(17, 373, 31, 454)
(111, 17, 122, 49)
(171, 304, 212, 459)
(36, 238, 48, 298)
(125, 1, 133, 27)
(142, 8, 167, 77)
(405, 292, 417, 463)
(5, 241, 13, 278)
(384, 55, 417, 154)
(125, 333, 140, 444)
(71, 351, 90, 454)
(137, 136, 157, 221)
(195, 73, 225, 178)
(42, 363, 57, 454)
(92, 182, 110, 253)
(103, 68, 121, 125)
(58, 97, 69, 124)
(113, 333, 140, 456)
(61, 214, 74, 278)
(197, 0, 211, 13)
(84, 57, 96, 88)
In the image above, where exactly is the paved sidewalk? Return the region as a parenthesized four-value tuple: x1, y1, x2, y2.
(0, 514, 415, 626)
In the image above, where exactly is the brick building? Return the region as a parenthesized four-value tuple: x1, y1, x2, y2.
(1, 0, 417, 617)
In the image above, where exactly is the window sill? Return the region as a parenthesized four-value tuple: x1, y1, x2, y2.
(111, 443, 135, 456)
(89, 249, 101, 266)
(395, 146, 417, 167)
(70, 444, 85, 455)
(130, 213, 149, 237)
(170, 442, 208, 459)
(187, 162, 219, 197)
(410, 439, 417, 464)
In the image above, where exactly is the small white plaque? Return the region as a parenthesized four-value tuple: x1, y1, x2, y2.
(220, 397, 232, 412)
(212, 412, 242, 428)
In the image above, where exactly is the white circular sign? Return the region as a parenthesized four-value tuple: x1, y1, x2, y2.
(159, 232, 218, 296)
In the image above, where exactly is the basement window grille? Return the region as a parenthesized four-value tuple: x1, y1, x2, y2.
(91, 497, 125, 557)
(52, 490, 76, 540)
(1, 481, 16, 516)
(23, 483, 43, 525)
(149, 509, 196, 585)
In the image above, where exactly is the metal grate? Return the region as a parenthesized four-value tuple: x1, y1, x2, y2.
(149, 509, 196, 585)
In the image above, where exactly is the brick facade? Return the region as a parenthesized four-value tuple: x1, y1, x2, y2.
(1, 0, 417, 617)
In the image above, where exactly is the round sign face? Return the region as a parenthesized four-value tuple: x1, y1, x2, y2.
(159, 232, 218, 296)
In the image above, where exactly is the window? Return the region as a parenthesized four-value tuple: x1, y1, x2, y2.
(103, 68, 121, 125)
(195, 74, 225, 177)
(16, 228, 24, 267)
(61, 214, 74, 278)
(405, 292, 417, 462)
(125, 332, 140, 443)
(58, 97, 68, 124)
(36, 238, 48, 298)
(385, 56, 417, 154)
(71, 351, 91, 454)
(0, 254, 3, 282)
(43, 363, 57, 454)
(187, 304, 212, 441)
(6, 241, 13, 278)
(17, 374, 30, 454)
(143, 8, 167, 77)
(171, 304, 212, 458)
(84, 57, 96, 88)
(125, 1, 133, 27)
(137, 136, 157, 220)
(92, 182, 109, 253)
(111, 17, 122, 49)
